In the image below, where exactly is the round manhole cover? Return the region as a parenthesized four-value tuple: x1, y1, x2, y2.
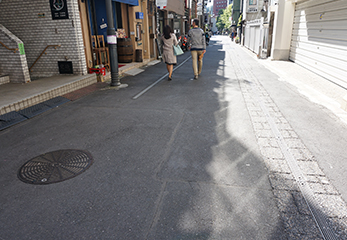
(18, 149, 93, 184)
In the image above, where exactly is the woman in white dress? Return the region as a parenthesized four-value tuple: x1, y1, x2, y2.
(161, 25, 178, 81)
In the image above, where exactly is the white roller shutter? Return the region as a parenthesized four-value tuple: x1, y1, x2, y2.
(290, 0, 347, 88)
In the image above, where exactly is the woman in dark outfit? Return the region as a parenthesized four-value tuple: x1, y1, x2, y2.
(161, 25, 178, 81)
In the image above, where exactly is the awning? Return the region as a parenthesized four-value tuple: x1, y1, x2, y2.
(112, 0, 138, 6)
(165, 0, 185, 16)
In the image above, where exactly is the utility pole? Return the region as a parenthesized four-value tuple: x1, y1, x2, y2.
(105, 0, 126, 87)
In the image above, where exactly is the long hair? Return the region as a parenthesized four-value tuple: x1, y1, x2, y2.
(163, 25, 173, 39)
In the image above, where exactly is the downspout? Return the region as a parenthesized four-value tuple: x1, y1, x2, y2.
(127, 4, 131, 38)
(240, 0, 244, 45)
(153, 16, 156, 58)
(140, 0, 147, 57)
(85, 0, 94, 67)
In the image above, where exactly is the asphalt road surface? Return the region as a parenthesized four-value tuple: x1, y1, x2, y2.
(1, 36, 347, 239)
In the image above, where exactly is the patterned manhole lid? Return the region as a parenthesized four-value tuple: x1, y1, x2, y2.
(18, 149, 93, 184)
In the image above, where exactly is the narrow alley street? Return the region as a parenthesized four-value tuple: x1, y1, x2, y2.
(1, 35, 347, 239)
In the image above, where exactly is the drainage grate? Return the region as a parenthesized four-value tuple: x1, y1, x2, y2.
(0, 111, 28, 131)
(43, 96, 70, 108)
(18, 103, 52, 119)
(18, 149, 93, 185)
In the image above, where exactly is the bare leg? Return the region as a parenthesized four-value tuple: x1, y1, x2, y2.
(166, 64, 170, 74)
(169, 65, 173, 78)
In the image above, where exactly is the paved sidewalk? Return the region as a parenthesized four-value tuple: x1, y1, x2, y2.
(0, 74, 97, 115)
(233, 42, 347, 204)
(255, 52, 347, 126)
(229, 42, 347, 238)
(0, 59, 158, 115)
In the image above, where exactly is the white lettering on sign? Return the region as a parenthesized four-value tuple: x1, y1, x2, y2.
(248, 8, 258, 12)
(107, 35, 117, 44)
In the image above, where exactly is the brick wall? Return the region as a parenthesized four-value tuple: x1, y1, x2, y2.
(0, 25, 31, 83)
(0, 0, 87, 80)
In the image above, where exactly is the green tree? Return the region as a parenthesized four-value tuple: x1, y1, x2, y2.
(216, 4, 233, 33)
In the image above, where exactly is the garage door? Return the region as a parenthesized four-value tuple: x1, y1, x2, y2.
(290, 0, 347, 88)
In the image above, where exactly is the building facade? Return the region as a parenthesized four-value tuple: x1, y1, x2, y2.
(240, 0, 347, 92)
(0, 0, 187, 85)
(288, 0, 347, 89)
(213, 0, 228, 16)
(0, 0, 87, 83)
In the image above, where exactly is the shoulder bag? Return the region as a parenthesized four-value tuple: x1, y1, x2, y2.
(173, 45, 184, 56)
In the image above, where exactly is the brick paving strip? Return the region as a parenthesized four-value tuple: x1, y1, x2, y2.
(229, 47, 347, 239)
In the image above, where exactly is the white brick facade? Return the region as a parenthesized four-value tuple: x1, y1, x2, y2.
(0, 0, 87, 81)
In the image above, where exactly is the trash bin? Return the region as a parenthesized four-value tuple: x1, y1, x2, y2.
(135, 49, 143, 62)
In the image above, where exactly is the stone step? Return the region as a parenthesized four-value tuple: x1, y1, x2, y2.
(0, 75, 10, 86)
(0, 74, 97, 115)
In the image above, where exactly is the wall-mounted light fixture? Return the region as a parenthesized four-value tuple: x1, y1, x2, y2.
(136, 23, 142, 41)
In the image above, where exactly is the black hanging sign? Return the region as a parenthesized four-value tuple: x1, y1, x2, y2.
(50, 0, 69, 20)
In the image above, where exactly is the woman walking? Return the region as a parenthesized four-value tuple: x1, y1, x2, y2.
(161, 25, 178, 81)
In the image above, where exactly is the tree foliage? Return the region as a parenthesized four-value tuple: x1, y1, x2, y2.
(216, 4, 233, 32)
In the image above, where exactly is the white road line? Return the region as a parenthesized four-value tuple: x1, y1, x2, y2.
(132, 56, 192, 100)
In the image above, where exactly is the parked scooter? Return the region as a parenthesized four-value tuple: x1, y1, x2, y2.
(179, 35, 189, 52)
(177, 35, 182, 47)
